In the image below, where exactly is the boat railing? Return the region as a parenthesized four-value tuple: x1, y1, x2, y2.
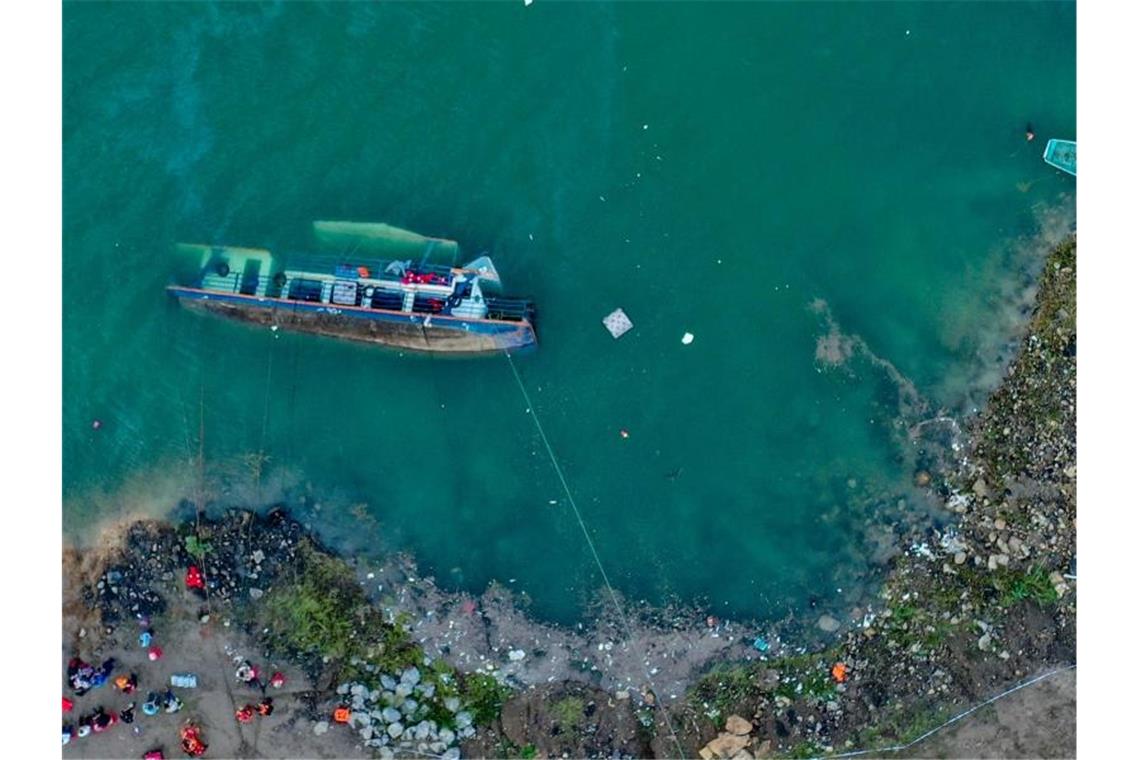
(484, 297, 535, 322)
(282, 255, 456, 281)
(182, 269, 535, 323)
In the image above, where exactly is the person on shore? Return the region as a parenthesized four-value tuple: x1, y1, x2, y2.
(119, 703, 136, 724)
(91, 707, 117, 733)
(236, 660, 262, 689)
(115, 672, 138, 694)
(62, 724, 74, 745)
(163, 689, 184, 714)
(235, 704, 255, 723)
(185, 565, 206, 596)
(256, 697, 274, 717)
(180, 723, 208, 757)
(77, 713, 92, 738)
(68, 657, 95, 695)
(142, 692, 161, 716)
(89, 658, 115, 690)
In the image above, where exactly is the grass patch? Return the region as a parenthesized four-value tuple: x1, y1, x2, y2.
(993, 565, 1059, 608)
(460, 673, 513, 727)
(551, 695, 586, 732)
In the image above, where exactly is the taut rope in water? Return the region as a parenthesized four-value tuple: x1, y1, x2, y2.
(504, 351, 687, 758)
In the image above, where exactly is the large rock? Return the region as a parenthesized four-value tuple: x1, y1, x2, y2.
(313, 721, 329, 736)
(387, 722, 404, 738)
(401, 667, 421, 686)
(380, 674, 397, 690)
(381, 707, 401, 724)
(706, 732, 750, 758)
(725, 715, 753, 736)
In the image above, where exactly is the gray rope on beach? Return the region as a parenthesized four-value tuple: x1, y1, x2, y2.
(818, 663, 1076, 760)
(505, 351, 688, 758)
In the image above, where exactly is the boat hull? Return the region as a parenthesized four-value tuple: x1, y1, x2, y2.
(169, 286, 536, 355)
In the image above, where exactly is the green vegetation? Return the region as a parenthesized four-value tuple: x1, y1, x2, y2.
(518, 744, 538, 759)
(460, 673, 513, 727)
(689, 661, 763, 726)
(257, 542, 419, 675)
(551, 695, 586, 732)
(993, 565, 1059, 608)
(184, 534, 211, 561)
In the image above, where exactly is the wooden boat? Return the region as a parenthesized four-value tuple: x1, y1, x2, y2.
(167, 222, 536, 355)
(1042, 139, 1076, 177)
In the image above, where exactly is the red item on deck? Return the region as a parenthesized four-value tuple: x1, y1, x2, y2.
(63, 697, 74, 712)
(185, 566, 205, 590)
(269, 672, 286, 688)
(144, 751, 164, 760)
(147, 645, 163, 661)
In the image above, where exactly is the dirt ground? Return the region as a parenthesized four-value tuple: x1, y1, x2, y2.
(902, 668, 1076, 759)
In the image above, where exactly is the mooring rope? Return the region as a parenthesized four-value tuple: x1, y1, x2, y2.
(504, 350, 688, 758)
(820, 663, 1076, 759)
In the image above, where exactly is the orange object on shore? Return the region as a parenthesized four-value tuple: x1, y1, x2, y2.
(333, 706, 351, 724)
(831, 662, 848, 683)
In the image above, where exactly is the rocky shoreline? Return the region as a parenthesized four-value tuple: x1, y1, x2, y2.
(62, 236, 1076, 759)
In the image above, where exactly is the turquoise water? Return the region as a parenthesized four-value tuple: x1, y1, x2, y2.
(63, 2, 1075, 625)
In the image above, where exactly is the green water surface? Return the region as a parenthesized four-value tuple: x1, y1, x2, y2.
(63, 1, 1075, 624)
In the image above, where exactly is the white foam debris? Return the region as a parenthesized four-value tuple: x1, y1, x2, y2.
(603, 308, 634, 339)
(525, 0, 533, 6)
(681, 332, 694, 345)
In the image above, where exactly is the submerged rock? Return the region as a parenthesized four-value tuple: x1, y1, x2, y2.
(817, 614, 841, 632)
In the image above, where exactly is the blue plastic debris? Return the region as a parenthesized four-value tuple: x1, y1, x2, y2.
(752, 637, 770, 653)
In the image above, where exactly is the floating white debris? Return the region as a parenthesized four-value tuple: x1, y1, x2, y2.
(603, 308, 634, 339)
(525, 0, 533, 5)
(681, 332, 694, 345)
